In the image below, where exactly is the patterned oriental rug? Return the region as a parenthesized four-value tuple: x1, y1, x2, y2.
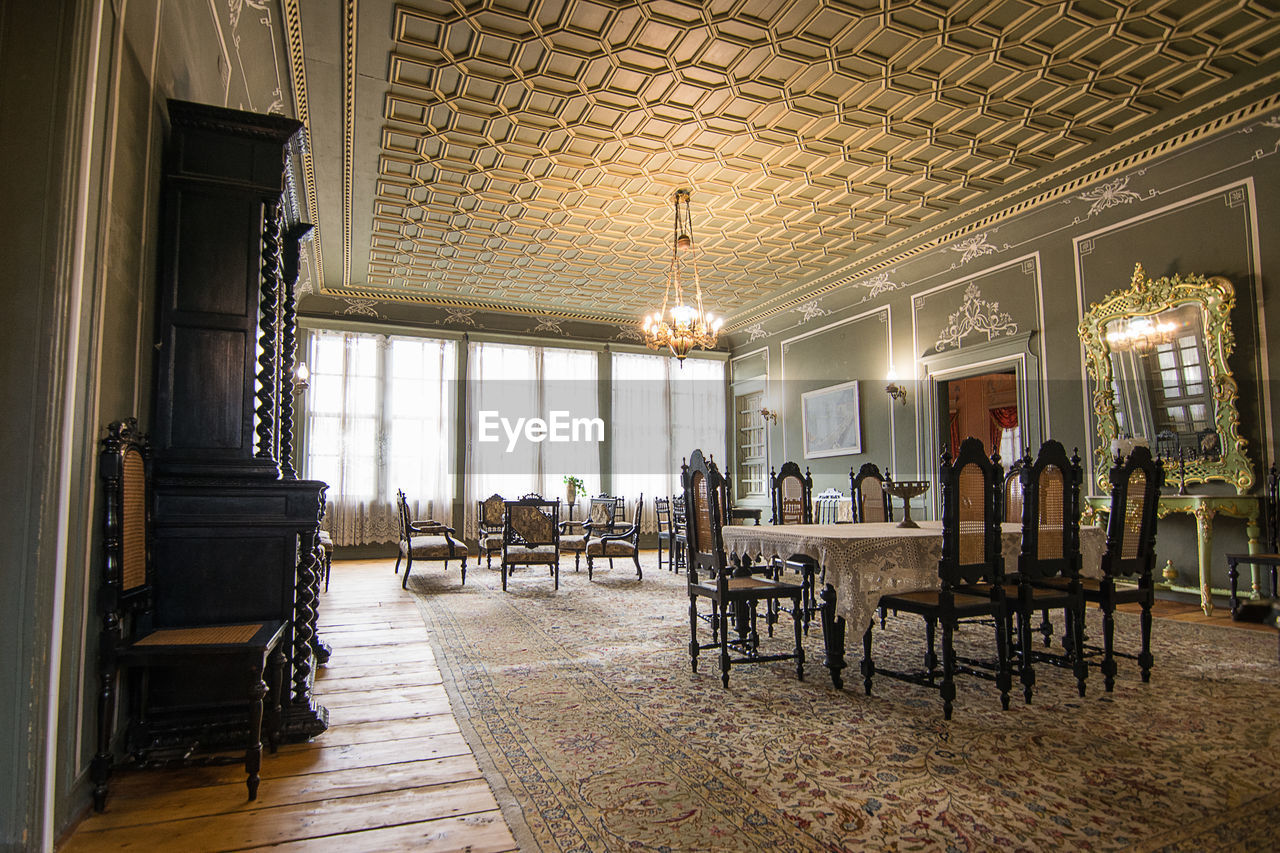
(407, 553, 1280, 852)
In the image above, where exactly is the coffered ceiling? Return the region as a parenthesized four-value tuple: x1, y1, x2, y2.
(287, 0, 1280, 328)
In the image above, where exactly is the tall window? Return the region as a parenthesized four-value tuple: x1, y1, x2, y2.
(304, 330, 456, 545)
(612, 353, 726, 531)
(736, 391, 767, 499)
(464, 341, 600, 536)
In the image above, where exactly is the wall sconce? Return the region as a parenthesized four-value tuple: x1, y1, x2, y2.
(884, 367, 907, 405)
(759, 407, 778, 424)
(293, 361, 310, 394)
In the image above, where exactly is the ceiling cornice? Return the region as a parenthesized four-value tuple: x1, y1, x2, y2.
(282, 0, 323, 276)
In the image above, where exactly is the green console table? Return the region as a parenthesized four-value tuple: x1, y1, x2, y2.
(1083, 494, 1263, 616)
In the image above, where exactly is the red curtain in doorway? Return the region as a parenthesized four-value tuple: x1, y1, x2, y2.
(990, 406, 1018, 454)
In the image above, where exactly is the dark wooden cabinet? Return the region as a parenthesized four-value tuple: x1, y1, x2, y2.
(143, 100, 328, 748)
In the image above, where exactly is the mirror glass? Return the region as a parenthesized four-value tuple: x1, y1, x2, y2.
(1105, 304, 1220, 460)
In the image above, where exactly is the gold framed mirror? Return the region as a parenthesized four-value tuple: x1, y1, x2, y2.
(1079, 263, 1252, 494)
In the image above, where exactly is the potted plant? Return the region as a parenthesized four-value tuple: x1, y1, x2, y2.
(563, 475, 584, 506)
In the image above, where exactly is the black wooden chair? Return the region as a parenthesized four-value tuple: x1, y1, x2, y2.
(655, 496, 674, 571)
(92, 419, 287, 812)
(560, 495, 619, 572)
(1068, 446, 1163, 691)
(476, 493, 506, 570)
(586, 495, 643, 580)
(862, 437, 1012, 720)
(671, 494, 688, 574)
(769, 462, 821, 633)
(397, 490, 467, 589)
(501, 495, 561, 591)
(1227, 463, 1279, 614)
(684, 449, 805, 687)
(851, 462, 892, 523)
(1013, 440, 1088, 702)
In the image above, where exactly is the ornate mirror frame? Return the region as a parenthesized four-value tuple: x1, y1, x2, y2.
(1079, 263, 1251, 494)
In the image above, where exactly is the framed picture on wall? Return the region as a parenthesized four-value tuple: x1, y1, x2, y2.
(801, 380, 862, 459)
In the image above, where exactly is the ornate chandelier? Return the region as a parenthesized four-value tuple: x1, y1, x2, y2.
(641, 188, 722, 361)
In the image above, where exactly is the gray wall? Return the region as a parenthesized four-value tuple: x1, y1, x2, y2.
(0, 1, 293, 847)
(728, 105, 1280, 602)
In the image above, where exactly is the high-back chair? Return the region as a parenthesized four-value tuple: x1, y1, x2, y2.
(1227, 463, 1279, 615)
(586, 495, 644, 580)
(851, 462, 893, 523)
(91, 420, 288, 812)
(770, 462, 820, 633)
(475, 493, 507, 570)
(1083, 446, 1164, 691)
(771, 461, 813, 525)
(1014, 441, 1087, 702)
(397, 490, 467, 589)
(863, 437, 1012, 719)
(683, 449, 805, 688)
(671, 494, 688, 573)
(655, 496, 674, 571)
(559, 494, 620, 572)
(501, 495, 561, 591)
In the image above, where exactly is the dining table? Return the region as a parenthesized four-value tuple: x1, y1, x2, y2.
(720, 520, 1106, 688)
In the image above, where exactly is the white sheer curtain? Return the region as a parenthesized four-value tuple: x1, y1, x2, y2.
(612, 353, 726, 532)
(303, 329, 456, 545)
(464, 341, 600, 537)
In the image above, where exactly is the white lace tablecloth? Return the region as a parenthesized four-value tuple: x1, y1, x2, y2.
(721, 521, 1105, 639)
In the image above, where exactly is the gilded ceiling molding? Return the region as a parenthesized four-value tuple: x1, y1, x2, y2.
(282, 0, 323, 279)
(341, 0, 357, 290)
(725, 83, 1280, 333)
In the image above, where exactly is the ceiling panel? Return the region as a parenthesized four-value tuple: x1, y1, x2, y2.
(294, 0, 1280, 325)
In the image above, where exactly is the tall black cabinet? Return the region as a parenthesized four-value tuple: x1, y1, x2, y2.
(145, 100, 327, 745)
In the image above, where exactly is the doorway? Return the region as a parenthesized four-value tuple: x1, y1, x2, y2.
(936, 371, 1021, 461)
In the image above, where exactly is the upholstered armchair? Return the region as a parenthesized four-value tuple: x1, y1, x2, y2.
(396, 489, 468, 589)
(585, 495, 643, 580)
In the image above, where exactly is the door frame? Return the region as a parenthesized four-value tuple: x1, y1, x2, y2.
(917, 332, 1043, 505)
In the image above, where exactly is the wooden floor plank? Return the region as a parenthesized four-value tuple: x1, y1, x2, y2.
(82, 755, 484, 831)
(64, 780, 499, 853)
(255, 811, 517, 853)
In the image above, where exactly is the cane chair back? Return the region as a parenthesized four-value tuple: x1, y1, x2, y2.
(770, 461, 813, 526)
(851, 462, 892, 523)
(1100, 446, 1164, 580)
(939, 437, 1003, 589)
(684, 451, 727, 583)
(1018, 441, 1082, 582)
